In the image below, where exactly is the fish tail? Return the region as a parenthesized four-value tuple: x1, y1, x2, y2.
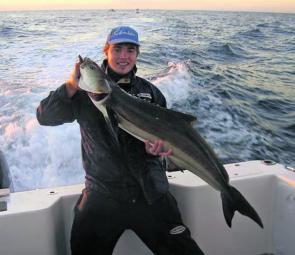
(221, 186, 263, 228)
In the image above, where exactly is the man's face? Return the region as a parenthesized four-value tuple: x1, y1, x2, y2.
(106, 43, 138, 75)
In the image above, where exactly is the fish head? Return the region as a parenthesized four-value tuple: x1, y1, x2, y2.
(78, 56, 112, 104)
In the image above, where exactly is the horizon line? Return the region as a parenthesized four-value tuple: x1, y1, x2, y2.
(0, 8, 294, 15)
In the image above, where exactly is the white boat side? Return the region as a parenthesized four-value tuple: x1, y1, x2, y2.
(0, 160, 295, 255)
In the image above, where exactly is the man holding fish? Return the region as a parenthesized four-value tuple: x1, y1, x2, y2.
(37, 26, 204, 255)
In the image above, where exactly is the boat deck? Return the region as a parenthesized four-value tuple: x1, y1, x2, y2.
(0, 160, 294, 255)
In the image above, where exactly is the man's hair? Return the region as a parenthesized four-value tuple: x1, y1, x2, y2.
(103, 43, 140, 56)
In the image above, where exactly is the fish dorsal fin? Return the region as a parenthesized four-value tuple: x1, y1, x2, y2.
(111, 85, 197, 125)
(177, 111, 197, 123)
(166, 108, 197, 124)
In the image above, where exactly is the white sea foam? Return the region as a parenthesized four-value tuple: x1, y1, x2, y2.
(154, 61, 192, 107)
(1, 116, 83, 191)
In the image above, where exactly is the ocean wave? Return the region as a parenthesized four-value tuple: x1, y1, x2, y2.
(237, 28, 265, 38)
(207, 42, 251, 61)
(257, 21, 282, 28)
(0, 26, 14, 37)
(0, 26, 56, 39)
(280, 125, 295, 147)
(257, 20, 295, 35)
(257, 98, 295, 114)
(284, 123, 295, 134)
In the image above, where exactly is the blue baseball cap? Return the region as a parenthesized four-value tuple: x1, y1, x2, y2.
(107, 26, 140, 46)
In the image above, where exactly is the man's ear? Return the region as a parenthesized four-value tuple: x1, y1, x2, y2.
(103, 44, 110, 59)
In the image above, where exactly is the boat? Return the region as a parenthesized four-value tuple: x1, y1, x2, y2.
(0, 160, 294, 254)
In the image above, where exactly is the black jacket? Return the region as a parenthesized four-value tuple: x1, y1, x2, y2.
(36, 64, 169, 204)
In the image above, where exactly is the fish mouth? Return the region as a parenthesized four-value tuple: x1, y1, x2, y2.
(87, 92, 109, 102)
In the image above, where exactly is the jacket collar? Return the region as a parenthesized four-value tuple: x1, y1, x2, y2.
(101, 59, 137, 84)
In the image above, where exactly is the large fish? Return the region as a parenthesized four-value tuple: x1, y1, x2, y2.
(78, 56, 263, 228)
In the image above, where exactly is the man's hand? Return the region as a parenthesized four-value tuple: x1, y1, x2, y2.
(65, 62, 81, 98)
(144, 139, 172, 157)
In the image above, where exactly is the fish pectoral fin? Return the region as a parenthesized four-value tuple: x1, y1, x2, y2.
(221, 186, 263, 228)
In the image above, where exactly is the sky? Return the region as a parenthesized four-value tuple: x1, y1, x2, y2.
(0, 0, 295, 13)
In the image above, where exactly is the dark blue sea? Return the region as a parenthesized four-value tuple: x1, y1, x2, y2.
(0, 10, 294, 191)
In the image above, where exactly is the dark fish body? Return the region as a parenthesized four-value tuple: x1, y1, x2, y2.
(78, 56, 263, 228)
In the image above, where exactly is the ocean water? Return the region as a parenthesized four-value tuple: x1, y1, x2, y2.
(0, 10, 294, 192)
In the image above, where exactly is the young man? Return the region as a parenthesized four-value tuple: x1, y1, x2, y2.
(37, 26, 204, 255)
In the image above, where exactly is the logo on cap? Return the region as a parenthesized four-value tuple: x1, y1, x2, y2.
(107, 26, 140, 46)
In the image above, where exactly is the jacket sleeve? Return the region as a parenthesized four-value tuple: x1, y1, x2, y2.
(36, 84, 76, 126)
